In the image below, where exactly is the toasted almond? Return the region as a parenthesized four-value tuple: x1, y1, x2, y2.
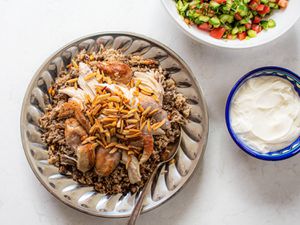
(116, 144, 129, 150)
(66, 78, 78, 83)
(152, 94, 160, 103)
(74, 82, 78, 90)
(82, 136, 97, 145)
(109, 147, 119, 154)
(128, 128, 141, 133)
(116, 133, 125, 140)
(141, 90, 152, 96)
(128, 151, 135, 155)
(108, 96, 121, 103)
(91, 104, 102, 116)
(139, 84, 153, 94)
(148, 108, 159, 117)
(128, 145, 143, 151)
(96, 140, 105, 148)
(140, 120, 147, 131)
(128, 108, 138, 115)
(126, 119, 138, 124)
(105, 142, 117, 149)
(125, 124, 136, 130)
(110, 127, 116, 136)
(72, 59, 78, 69)
(102, 108, 119, 115)
(152, 119, 166, 131)
(142, 106, 152, 116)
(126, 132, 142, 139)
(84, 72, 96, 81)
(135, 79, 141, 87)
(103, 121, 117, 128)
(105, 131, 111, 143)
(138, 104, 144, 112)
(134, 112, 140, 120)
(147, 119, 151, 132)
(85, 94, 91, 104)
(100, 117, 117, 123)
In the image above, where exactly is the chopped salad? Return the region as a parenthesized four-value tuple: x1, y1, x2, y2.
(176, 0, 288, 40)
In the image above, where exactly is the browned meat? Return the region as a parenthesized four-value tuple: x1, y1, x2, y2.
(97, 61, 132, 84)
(64, 118, 87, 150)
(76, 143, 96, 173)
(58, 101, 91, 131)
(95, 147, 121, 176)
(140, 133, 154, 164)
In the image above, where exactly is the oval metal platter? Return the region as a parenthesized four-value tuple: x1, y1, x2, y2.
(20, 32, 209, 218)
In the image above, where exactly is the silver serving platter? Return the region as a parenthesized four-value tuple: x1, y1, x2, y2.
(20, 32, 209, 218)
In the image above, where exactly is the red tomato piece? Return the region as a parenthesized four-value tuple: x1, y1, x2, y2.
(197, 22, 211, 31)
(252, 24, 262, 33)
(253, 16, 261, 24)
(210, 27, 226, 39)
(214, 0, 227, 3)
(245, 23, 252, 30)
(237, 32, 247, 40)
(256, 4, 265, 11)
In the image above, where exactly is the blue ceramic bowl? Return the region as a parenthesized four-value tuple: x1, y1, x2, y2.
(225, 66, 300, 161)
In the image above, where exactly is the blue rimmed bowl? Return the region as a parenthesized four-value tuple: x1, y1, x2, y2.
(225, 66, 300, 161)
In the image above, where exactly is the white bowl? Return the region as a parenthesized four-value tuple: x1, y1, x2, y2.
(161, 0, 300, 49)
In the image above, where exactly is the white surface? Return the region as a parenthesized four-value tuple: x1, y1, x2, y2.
(162, 0, 300, 49)
(0, 0, 299, 225)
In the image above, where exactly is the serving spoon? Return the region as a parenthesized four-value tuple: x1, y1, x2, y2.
(127, 129, 182, 225)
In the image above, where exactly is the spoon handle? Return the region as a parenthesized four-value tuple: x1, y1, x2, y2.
(127, 165, 160, 225)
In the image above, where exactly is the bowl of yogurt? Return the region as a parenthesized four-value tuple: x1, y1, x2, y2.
(226, 67, 300, 161)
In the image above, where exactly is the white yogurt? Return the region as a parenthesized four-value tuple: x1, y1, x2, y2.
(230, 76, 300, 153)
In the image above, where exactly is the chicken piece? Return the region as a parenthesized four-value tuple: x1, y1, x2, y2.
(122, 151, 141, 184)
(97, 61, 132, 84)
(58, 101, 91, 131)
(138, 94, 171, 130)
(76, 143, 96, 173)
(78, 62, 98, 98)
(59, 87, 86, 104)
(95, 147, 121, 176)
(133, 71, 164, 102)
(139, 133, 154, 164)
(64, 118, 87, 150)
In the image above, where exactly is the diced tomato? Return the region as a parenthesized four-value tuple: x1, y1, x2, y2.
(210, 27, 226, 39)
(249, 0, 259, 10)
(245, 23, 252, 30)
(252, 24, 262, 33)
(197, 22, 211, 31)
(253, 16, 261, 24)
(258, 5, 270, 15)
(278, 0, 288, 8)
(234, 13, 242, 21)
(237, 32, 247, 40)
(214, 0, 227, 3)
(227, 34, 233, 40)
(256, 4, 265, 11)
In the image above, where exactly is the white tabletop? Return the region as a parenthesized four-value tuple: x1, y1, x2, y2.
(1, 0, 300, 224)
